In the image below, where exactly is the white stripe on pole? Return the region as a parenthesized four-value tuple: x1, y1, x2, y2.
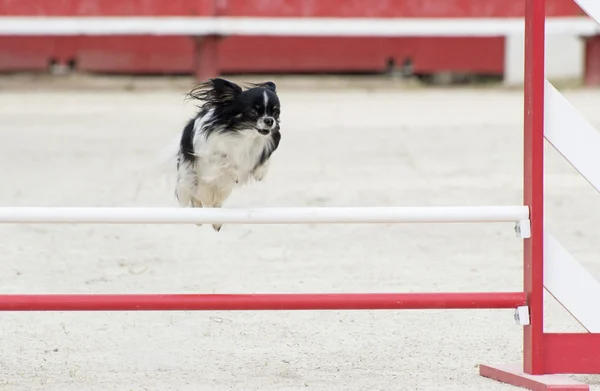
(573, 0, 600, 26)
(0, 206, 529, 224)
(544, 232, 600, 333)
(0, 16, 596, 37)
(544, 80, 600, 194)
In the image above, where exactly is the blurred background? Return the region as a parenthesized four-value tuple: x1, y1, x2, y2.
(0, 0, 597, 88)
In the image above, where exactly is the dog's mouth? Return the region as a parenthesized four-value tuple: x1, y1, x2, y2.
(256, 128, 270, 135)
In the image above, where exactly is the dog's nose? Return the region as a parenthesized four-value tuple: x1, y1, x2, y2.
(263, 117, 274, 127)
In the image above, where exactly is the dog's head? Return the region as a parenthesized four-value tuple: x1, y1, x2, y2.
(187, 78, 280, 136)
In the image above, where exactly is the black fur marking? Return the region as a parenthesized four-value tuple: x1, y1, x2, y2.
(179, 118, 197, 164)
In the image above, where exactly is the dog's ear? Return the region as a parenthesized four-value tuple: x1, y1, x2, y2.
(260, 81, 277, 93)
(210, 78, 243, 101)
(187, 78, 242, 106)
(249, 81, 277, 94)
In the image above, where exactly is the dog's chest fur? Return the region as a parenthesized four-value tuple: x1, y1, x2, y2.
(193, 125, 273, 186)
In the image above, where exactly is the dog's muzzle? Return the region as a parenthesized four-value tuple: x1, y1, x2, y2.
(257, 117, 276, 134)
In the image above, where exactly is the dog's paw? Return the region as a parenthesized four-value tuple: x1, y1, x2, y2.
(227, 169, 240, 184)
(212, 223, 222, 232)
(252, 165, 268, 181)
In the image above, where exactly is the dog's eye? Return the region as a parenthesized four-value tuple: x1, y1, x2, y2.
(273, 109, 280, 118)
(248, 109, 258, 118)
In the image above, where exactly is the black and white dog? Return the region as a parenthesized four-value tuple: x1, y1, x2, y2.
(175, 78, 281, 231)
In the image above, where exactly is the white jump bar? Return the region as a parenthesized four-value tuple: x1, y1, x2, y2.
(0, 206, 529, 225)
(0, 16, 597, 37)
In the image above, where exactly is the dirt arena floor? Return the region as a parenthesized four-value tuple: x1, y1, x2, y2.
(0, 75, 599, 390)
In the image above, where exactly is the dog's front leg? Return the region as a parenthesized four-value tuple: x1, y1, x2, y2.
(226, 164, 241, 184)
(252, 160, 270, 181)
(211, 152, 240, 184)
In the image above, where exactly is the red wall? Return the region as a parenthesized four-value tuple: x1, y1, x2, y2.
(0, 0, 585, 76)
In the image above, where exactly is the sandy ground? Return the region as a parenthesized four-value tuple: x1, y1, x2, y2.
(0, 77, 600, 391)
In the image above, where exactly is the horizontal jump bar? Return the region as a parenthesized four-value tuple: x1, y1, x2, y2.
(0, 16, 597, 37)
(0, 206, 529, 224)
(0, 292, 527, 311)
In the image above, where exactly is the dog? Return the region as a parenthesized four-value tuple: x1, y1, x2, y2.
(175, 78, 281, 231)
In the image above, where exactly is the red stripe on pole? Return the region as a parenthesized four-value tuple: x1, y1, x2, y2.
(0, 292, 526, 311)
(523, 0, 546, 376)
